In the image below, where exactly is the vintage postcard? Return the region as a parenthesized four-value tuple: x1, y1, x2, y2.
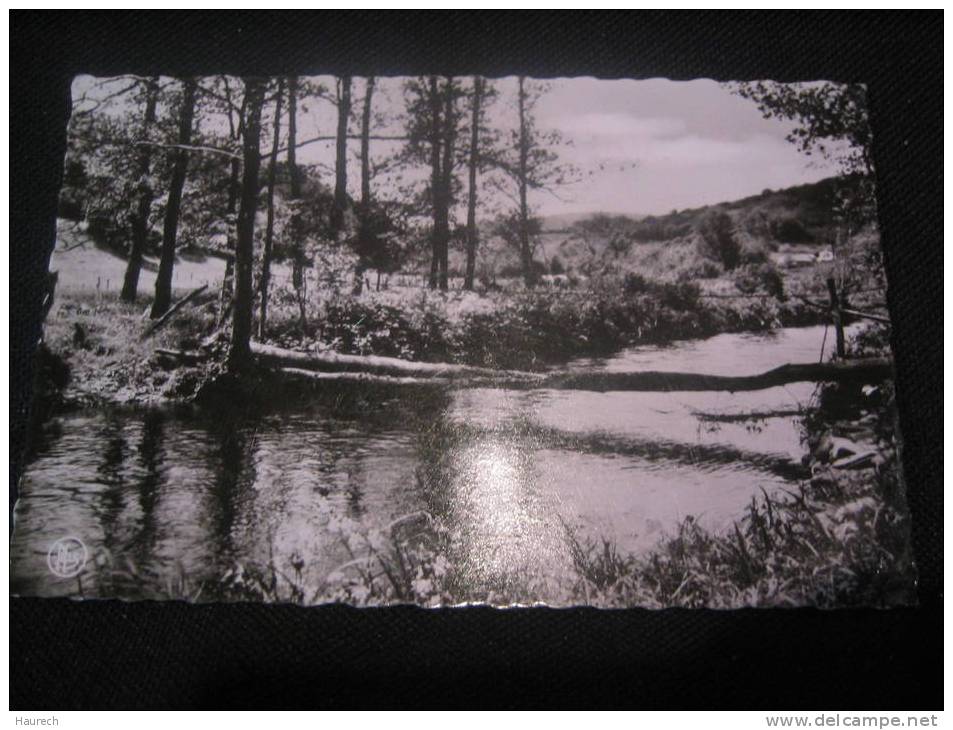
(12, 74, 915, 608)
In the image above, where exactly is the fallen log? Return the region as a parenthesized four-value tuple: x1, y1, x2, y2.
(268, 343, 892, 392)
(141, 284, 209, 340)
(538, 359, 893, 393)
(158, 342, 893, 393)
(251, 342, 540, 383)
(281, 367, 455, 388)
(155, 348, 207, 365)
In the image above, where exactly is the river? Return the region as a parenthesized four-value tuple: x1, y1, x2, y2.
(11, 324, 850, 605)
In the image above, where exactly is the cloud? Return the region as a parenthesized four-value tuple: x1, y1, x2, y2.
(556, 112, 687, 141)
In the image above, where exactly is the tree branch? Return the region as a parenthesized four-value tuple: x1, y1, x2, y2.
(132, 140, 241, 160)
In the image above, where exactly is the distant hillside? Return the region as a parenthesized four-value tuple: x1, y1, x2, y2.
(562, 176, 857, 245)
(452, 176, 860, 281)
(537, 211, 643, 232)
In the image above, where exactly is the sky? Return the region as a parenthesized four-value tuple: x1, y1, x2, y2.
(73, 74, 846, 219)
(287, 76, 844, 218)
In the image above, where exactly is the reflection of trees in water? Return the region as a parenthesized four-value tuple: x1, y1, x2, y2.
(206, 420, 258, 564)
(95, 413, 129, 553)
(303, 383, 454, 518)
(129, 409, 166, 564)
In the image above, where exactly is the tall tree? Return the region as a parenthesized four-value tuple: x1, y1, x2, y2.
(258, 78, 284, 339)
(332, 75, 352, 236)
(437, 77, 458, 290)
(425, 76, 459, 291)
(151, 77, 198, 317)
(516, 76, 532, 287)
(491, 77, 574, 287)
(427, 76, 443, 289)
(402, 76, 463, 290)
(285, 75, 308, 332)
(732, 81, 873, 176)
(286, 75, 302, 199)
(219, 76, 245, 325)
(360, 76, 376, 207)
(228, 77, 266, 372)
(732, 81, 878, 296)
(464, 76, 485, 290)
(120, 76, 160, 303)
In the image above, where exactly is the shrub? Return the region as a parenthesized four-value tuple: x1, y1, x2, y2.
(319, 298, 451, 360)
(696, 211, 742, 270)
(741, 208, 772, 239)
(740, 241, 770, 265)
(772, 217, 814, 243)
(696, 260, 722, 279)
(656, 280, 702, 311)
(622, 272, 651, 295)
(733, 263, 786, 300)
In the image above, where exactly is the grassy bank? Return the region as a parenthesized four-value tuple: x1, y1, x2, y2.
(266, 277, 824, 371)
(38, 289, 220, 407)
(39, 275, 826, 406)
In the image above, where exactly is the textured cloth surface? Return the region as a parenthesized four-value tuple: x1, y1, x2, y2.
(10, 11, 942, 709)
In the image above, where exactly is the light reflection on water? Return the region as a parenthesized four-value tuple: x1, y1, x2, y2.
(12, 325, 848, 602)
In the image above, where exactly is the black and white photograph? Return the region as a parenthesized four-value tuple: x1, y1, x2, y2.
(11, 70, 916, 610)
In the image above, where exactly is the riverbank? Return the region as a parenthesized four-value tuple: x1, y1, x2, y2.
(36, 290, 220, 409)
(566, 377, 916, 608)
(202, 346, 914, 609)
(206, 322, 912, 608)
(21, 311, 914, 608)
(39, 280, 828, 409)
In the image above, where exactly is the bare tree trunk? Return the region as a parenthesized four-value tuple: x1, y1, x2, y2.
(151, 77, 198, 318)
(217, 155, 241, 328)
(332, 75, 352, 237)
(287, 75, 301, 198)
(517, 76, 533, 288)
(360, 76, 375, 207)
(218, 155, 240, 327)
(352, 76, 377, 297)
(286, 75, 307, 335)
(258, 79, 284, 340)
(437, 77, 455, 292)
(218, 82, 245, 327)
(228, 77, 266, 372)
(427, 76, 442, 290)
(464, 76, 483, 291)
(121, 77, 160, 303)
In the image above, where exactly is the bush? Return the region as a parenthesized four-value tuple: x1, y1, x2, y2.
(695, 260, 722, 279)
(656, 280, 702, 311)
(733, 263, 786, 300)
(319, 298, 451, 360)
(696, 211, 742, 270)
(772, 217, 814, 243)
(622, 272, 651, 295)
(740, 241, 770, 265)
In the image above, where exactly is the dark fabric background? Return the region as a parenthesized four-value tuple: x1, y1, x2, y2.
(10, 11, 942, 709)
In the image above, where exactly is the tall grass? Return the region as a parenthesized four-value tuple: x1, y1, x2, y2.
(42, 290, 219, 404)
(564, 470, 913, 609)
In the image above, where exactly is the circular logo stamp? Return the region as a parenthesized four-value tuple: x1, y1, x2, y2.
(47, 536, 88, 578)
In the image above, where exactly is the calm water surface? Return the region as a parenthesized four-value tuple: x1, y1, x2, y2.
(11, 325, 850, 602)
